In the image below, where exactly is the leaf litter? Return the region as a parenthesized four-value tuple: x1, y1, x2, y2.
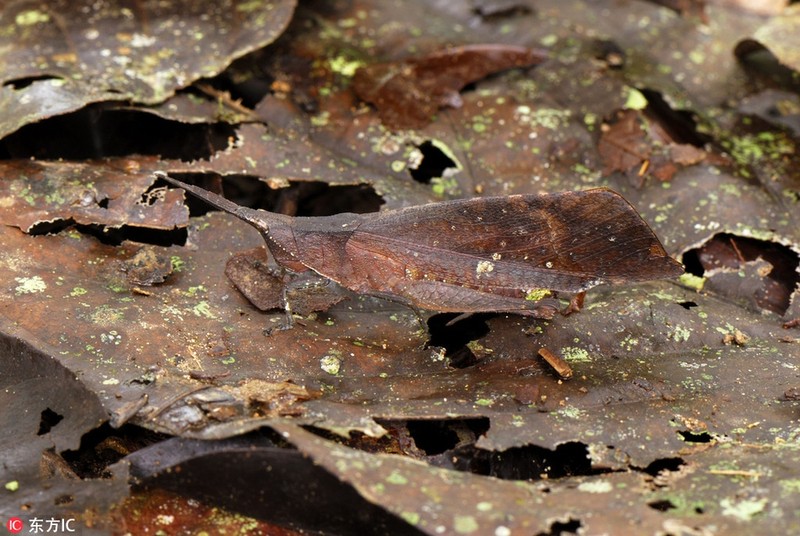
(1, 0, 799, 534)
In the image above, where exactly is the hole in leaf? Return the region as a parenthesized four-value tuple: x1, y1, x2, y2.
(639, 88, 710, 147)
(61, 423, 169, 479)
(648, 499, 676, 512)
(426, 313, 491, 368)
(682, 232, 800, 315)
(408, 141, 458, 184)
(54, 494, 74, 506)
(0, 105, 235, 161)
(28, 219, 77, 236)
(536, 518, 582, 536)
(678, 300, 697, 309)
(2, 75, 63, 90)
(591, 39, 626, 68)
(735, 40, 799, 88)
(644, 457, 686, 476)
(29, 218, 188, 247)
(194, 78, 267, 110)
(37, 408, 64, 435)
(159, 174, 385, 217)
(71, 223, 189, 248)
(471, 3, 532, 21)
(406, 418, 490, 456)
(678, 430, 713, 443)
(456, 441, 606, 480)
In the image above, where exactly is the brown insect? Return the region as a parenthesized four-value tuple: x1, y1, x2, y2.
(156, 172, 682, 325)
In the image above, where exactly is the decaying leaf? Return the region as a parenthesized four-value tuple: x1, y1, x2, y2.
(0, 159, 186, 232)
(683, 233, 800, 315)
(1, 0, 800, 534)
(352, 44, 547, 130)
(0, 0, 297, 139)
(599, 109, 712, 183)
(122, 246, 174, 286)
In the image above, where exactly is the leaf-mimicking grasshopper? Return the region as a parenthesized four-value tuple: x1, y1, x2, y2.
(156, 172, 683, 327)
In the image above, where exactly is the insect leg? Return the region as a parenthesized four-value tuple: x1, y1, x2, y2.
(263, 270, 297, 335)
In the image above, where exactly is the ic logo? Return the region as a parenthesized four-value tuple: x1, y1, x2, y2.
(6, 517, 24, 534)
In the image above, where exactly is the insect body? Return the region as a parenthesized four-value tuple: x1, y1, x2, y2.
(157, 173, 682, 318)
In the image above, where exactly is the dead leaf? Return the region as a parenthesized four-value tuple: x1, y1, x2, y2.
(352, 44, 547, 130)
(0, 159, 186, 232)
(0, 0, 297, 138)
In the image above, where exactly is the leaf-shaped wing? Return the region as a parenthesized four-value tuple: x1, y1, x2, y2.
(338, 188, 681, 299)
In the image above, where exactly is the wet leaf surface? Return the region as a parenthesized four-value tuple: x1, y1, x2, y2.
(0, 158, 186, 232)
(352, 44, 547, 130)
(0, 0, 296, 138)
(1, 0, 800, 534)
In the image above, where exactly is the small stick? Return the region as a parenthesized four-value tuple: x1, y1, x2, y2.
(707, 469, 762, 479)
(538, 348, 573, 379)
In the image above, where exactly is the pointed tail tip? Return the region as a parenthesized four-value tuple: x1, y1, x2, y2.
(650, 244, 685, 278)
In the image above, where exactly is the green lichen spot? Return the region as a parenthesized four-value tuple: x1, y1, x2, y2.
(558, 405, 585, 419)
(236, 0, 264, 12)
(671, 325, 691, 342)
(472, 122, 487, 133)
(91, 305, 124, 325)
(525, 288, 551, 301)
(107, 283, 128, 293)
(70, 287, 88, 297)
(475, 398, 494, 407)
(311, 111, 330, 127)
(719, 183, 742, 197)
(679, 273, 705, 291)
(192, 301, 216, 319)
(561, 346, 591, 363)
(386, 471, 408, 485)
(400, 511, 420, 525)
(540, 34, 558, 47)
(320, 355, 341, 375)
(431, 176, 460, 197)
(170, 256, 185, 272)
(15, 276, 46, 295)
(181, 286, 204, 298)
(529, 108, 570, 130)
(724, 131, 794, 167)
(391, 160, 406, 172)
(16, 9, 50, 25)
(624, 88, 648, 110)
(454, 515, 479, 534)
(5, 480, 19, 492)
(572, 163, 593, 177)
(688, 50, 705, 65)
(476, 501, 492, 512)
(329, 55, 364, 77)
(720, 497, 767, 521)
(466, 340, 487, 354)
(780, 479, 800, 493)
(578, 480, 613, 493)
(221, 356, 235, 365)
(621, 335, 639, 351)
